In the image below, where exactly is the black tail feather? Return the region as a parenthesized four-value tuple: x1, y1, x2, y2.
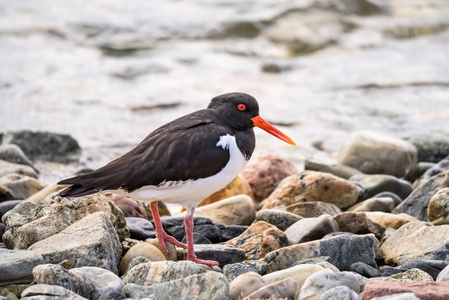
(59, 184, 99, 197)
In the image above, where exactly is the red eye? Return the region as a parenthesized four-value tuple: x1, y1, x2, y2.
(238, 104, 246, 111)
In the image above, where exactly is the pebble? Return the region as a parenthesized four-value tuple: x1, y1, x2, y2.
(349, 174, 412, 200)
(0, 144, 39, 173)
(223, 260, 268, 281)
(304, 158, 362, 179)
(0, 174, 45, 200)
(180, 244, 245, 267)
(320, 285, 360, 300)
(404, 130, 449, 163)
(125, 217, 155, 240)
(145, 238, 178, 261)
(394, 170, 449, 220)
(244, 278, 297, 300)
(286, 201, 341, 218)
(225, 221, 288, 260)
(240, 154, 297, 203)
(263, 264, 325, 292)
(427, 187, 449, 225)
(119, 242, 166, 275)
(0, 249, 44, 286)
(123, 271, 229, 300)
(104, 192, 147, 218)
(364, 212, 417, 230)
(181, 232, 212, 244)
(255, 208, 302, 231)
(175, 195, 255, 226)
(374, 268, 434, 282)
(29, 212, 122, 274)
(264, 233, 376, 272)
(229, 272, 266, 300)
(262, 171, 360, 210)
(436, 263, 449, 281)
(0, 200, 23, 220)
(333, 212, 384, 239)
(0, 160, 37, 179)
(298, 269, 360, 300)
(338, 131, 417, 177)
(285, 214, 339, 245)
(348, 197, 394, 213)
(362, 281, 449, 299)
(415, 158, 449, 188)
(20, 284, 87, 300)
(199, 175, 254, 207)
(372, 192, 403, 206)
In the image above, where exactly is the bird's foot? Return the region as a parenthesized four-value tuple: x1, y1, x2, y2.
(187, 254, 219, 267)
(156, 232, 187, 254)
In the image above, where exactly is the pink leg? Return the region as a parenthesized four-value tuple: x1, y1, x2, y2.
(150, 201, 187, 254)
(185, 206, 219, 266)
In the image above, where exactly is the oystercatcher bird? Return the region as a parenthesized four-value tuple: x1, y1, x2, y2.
(58, 92, 295, 266)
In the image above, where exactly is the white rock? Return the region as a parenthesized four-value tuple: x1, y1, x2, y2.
(263, 264, 325, 292)
(229, 272, 266, 300)
(69, 267, 124, 300)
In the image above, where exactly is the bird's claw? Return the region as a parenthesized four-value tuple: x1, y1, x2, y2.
(156, 233, 187, 254)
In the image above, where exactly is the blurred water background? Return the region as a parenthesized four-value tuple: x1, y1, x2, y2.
(1, 0, 449, 182)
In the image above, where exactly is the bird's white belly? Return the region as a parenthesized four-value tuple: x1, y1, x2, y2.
(116, 134, 248, 208)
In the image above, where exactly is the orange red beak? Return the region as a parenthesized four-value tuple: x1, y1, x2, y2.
(252, 115, 296, 146)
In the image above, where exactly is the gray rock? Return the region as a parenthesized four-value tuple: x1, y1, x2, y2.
(350, 174, 412, 200)
(125, 217, 155, 240)
(223, 260, 268, 281)
(2, 192, 129, 249)
(437, 263, 449, 282)
(122, 256, 151, 277)
(180, 244, 245, 268)
(320, 285, 360, 300)
(0, 144, 38, 173)
(405, 162, 435, 183)
(305, 159, 363, 179)
(373, 192, 403, 207)
(394, 171, 449, 220)
(0, 200, 23, 220)
(0, 161, 37, 180)
(29, 212, 122, 274)
(1, 130, 81, 163)
(0, 249, 44, 285)
(244, 278, 296, 300)
(416, 158, 449, 187)
(286, 202, 342, 218)
(399, 259, 448, 281)
(255, 209, 302, 231)
(180, 232, 212, 244)
(285, 214, 339, 245)
(0, 174, 45, 200)
(123, 271, 228, 300)
(404, 131, 449, 163)
(33, 264, 82, 295)
(20, 284, 87, 300)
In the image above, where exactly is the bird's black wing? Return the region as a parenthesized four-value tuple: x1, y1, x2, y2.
(58, 110, 232, 197)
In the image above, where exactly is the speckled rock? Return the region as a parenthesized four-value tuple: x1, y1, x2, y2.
(348, 197, 395, 213)
(404, 131, 449, 163)
(285, 214, 339, 245)
(262, 172, 360, 210)
(240, 154, 297, 203)
(264, 233, 376, 272)
(362, 281, 449, 300)
(338, 131, 417, 177)
(25, 183, 66, 202)
(0, 160, 37, 179)
(299, 269, 360, 300)
(123, 272, 229, 300)
(119, 242, 166, 275)
(380, 221, 449, 265)
(0, 144, 39, 173)
(0, 174, 45, 200)
(225, 221, 288, 260)
(427, 187, 449, 225)
(394, 171, 449, 221)
(20, 284, 87, 300)
(374, 268, 434, 282)
(333, 212, 384, 239)
(305, 159, 362, 179)
(320, 286, 360, 300)
(104, 192, 147, 218)
(32, 264, 81, 295)
(349, 174, 412, 200)
(0, 249, 44, 286)
(245, 278, 297, 300)
(286, 201, 341, 218)
(255, 209, 302, 231)
(263, 264, 325, 292)
(223, 260, 268, 281)
(198, 175, 254, 207)
(0, 200, 23, 220)
(364, 212, 418, 230)
(2, 192, 129, 249)
(229, 272, 266, 300)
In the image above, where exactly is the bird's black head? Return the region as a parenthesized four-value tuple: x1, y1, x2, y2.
(208, 92, 259, 130)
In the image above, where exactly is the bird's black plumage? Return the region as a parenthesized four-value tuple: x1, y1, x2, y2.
(58, 92, 258, 197)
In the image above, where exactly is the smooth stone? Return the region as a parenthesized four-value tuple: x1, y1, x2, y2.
(399, 259, 448, 281)
(0, 249, 44, 286)
(122, 256, 150, 277)
(25, 183, 66, 202)
(380, 221, 449, 265)
(404, 130, 449, 163)
(123, 272, 229, 300)
(264, 233, 376, 272)
(29, 212, 122, 274)
(119, 242, 166, 275)
(406, 162, 435, 183)
(104, 193, 147, 218)
(347, 197, 394, 213)
(333, 212, 384, 239)
(180, 244, 245, 267)
(0, 144, 39, 173)
(362, 281, 449, 299)
(255, 209, 302, 231)
(0, 200, 23, 220)
(224, 221, 288, 260)
(125, 217, 155, 240)
(305, 159, 362, 179)
(229, 272, 266, 300)
(244, 278, 296, 300)
(0, 174, 45, 200)
(428, 187, 449, 225)
(364, 212, 418, 230)
(145, 238, 178, 261)
(1, 130, 81, 163)
(198, 175, 254, 207)
(2, 192, 129, 249)
(415, 158, 449, 188)
(32, 264, 81, 295)
(69, 267, 124, 300)
(263, 264, 325, 292)
(350, 262, 402, 278)
(374, 268, 433, 282)
(223, 260, 268, 281)
(286, 201, 342, 218)
(320, 285, 360, 300)
(20, 284, 87, 300)
(437, 263, 449, 281)
(262, 171, 360, 210)
(0, 161, 37, 180)
(349, 174, 412, 200)
(394, 170, 449, 221)
(372, 192, 403, 207)
(285, 214, 339, 245)
(240, 154, 297, 203)
(338, 131, 417, 177)
(176, 195, 255, 226)
(121, 260, 210, 286)
(370, 293, 420, 300)
(299, 269, 360, 300)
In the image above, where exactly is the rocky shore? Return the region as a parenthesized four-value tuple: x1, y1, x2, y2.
(1, 129, 449, 299)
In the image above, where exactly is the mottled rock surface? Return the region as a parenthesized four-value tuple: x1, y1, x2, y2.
(255, 209, 302, 231)
(333, 212, 384, 239)
(20, 284, 87, 300)
(348, 197, 394, 213)
(0, 160, 37, 180)
(362, 281, 449, 300)
(285, 214, 339, 245)
(0, 249, 44, 286)
(349, 174, 412, 200)
(223, 260, 268, 281)
(427, 187, 449, 225)
(286, 201, 341, 218)
(404, 131, 449, 163)
(364, 212, 417, 230)
(0, 174, 45, 200)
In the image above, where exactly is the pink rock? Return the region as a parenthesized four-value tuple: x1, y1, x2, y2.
(362, 281, 449, 300)
(103, 192, 147, 219)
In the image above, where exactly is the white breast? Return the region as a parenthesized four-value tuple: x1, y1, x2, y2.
(119, 134, 248, 208)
